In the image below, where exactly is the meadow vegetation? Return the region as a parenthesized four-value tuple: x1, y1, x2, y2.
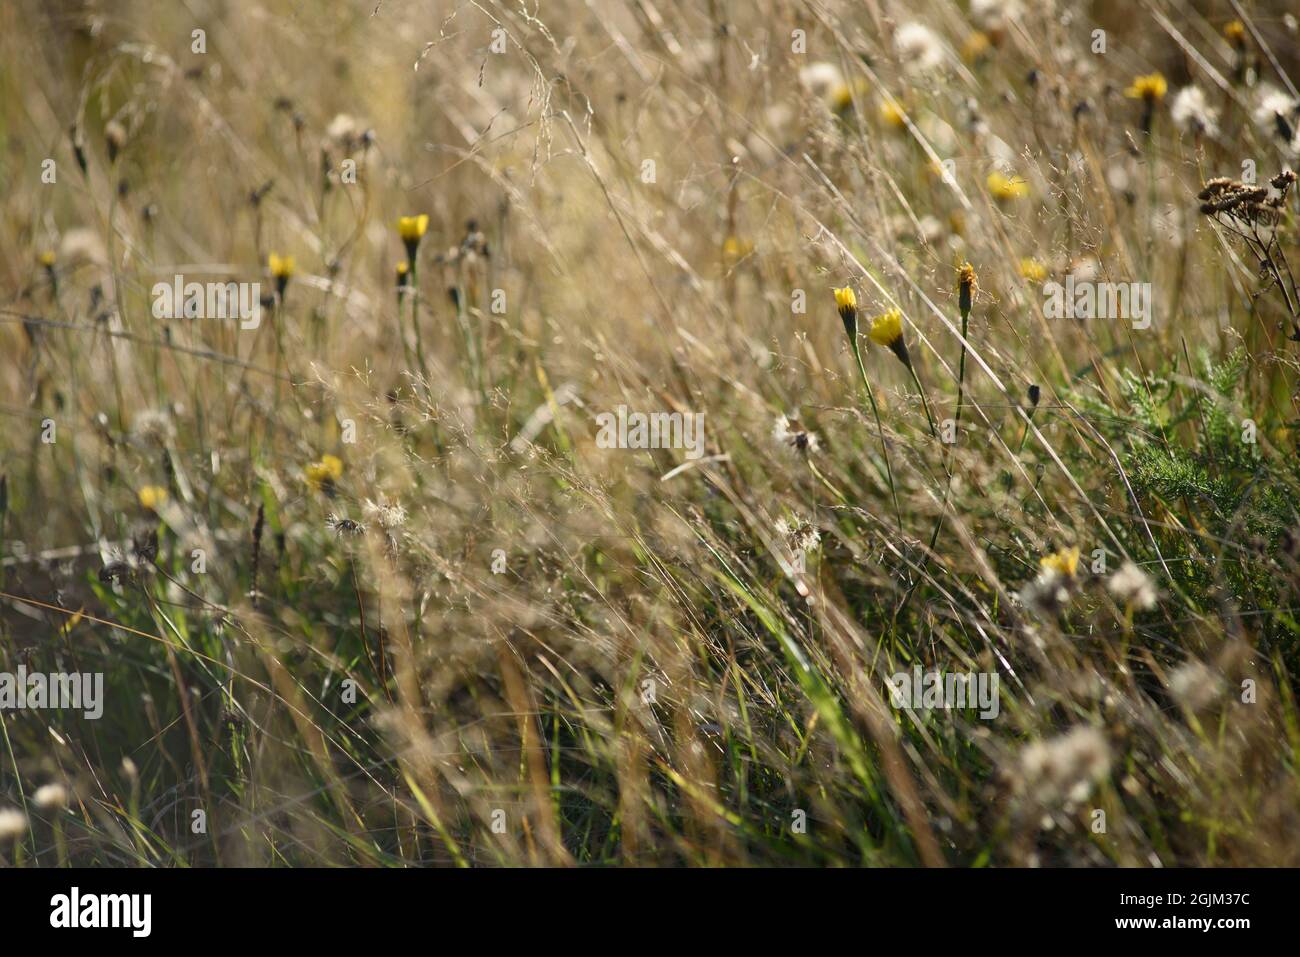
(2, 0, 1300, 866)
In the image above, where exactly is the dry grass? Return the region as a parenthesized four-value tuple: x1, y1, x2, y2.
(2, 0, 1300, 866)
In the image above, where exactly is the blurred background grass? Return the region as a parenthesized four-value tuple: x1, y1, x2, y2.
(1, 0, 1299, 866)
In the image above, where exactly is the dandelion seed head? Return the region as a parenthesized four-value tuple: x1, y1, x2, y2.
(894, 22, 945, 71)
(1108, 561, 1157, 610)
(1170, 86, 1219, 138)
(772, 415, 820, 457)
(1252, 84, 1297, 128)
(326, 113, 359, 146)
(970, 0, 1021, 31)
(798, 62, 844, 101)
(131, 409, 175, 444)
(775, 514, 821, 554)
(0, 807, 27, 840)
(363, 497, 408, 530)
(58, 228, 107, 267)
(1169, 660, 1223, 711)
(1016, 726, 1111, 807)
(33, 783, 68, 810)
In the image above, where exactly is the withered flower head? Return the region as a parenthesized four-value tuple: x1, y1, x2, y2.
(958, 261, 977, 314)
(105, 120, 127, 164)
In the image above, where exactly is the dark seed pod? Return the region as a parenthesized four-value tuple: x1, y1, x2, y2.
(99, 561, 132, 584)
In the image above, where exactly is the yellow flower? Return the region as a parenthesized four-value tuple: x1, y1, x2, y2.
(962, 32, 992, 64)
(138, 486, 168, 510)
(1018, 258, 1047, 282)
(268, 252, 295, 298)
(305, 454, 344, 492)
(833, 286, 858, 336)
(1124, 72, 1168, 102)
(1040, 546, 1081, 579)
(398, 214, 430, 263)
(878, 96, 907, 129)
(830, 78, 870, 115)
(396, 260, 410, 290)
(833, 85, 855, 114)
(869, 308, 911, 366)
(1223, 20, 1245, 44)
(722, 235, 753, 263)
(868, 307, 904, 348)
(268, 253, 295, 278)
(398, 214, 429, 242)
(38, 250, 56, 268)
(987, 171, 1029, 201)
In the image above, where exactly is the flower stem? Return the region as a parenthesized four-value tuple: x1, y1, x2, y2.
(955, 305, 970, 429)
(410, 262, 429, 389)
(852, 337, 902, 530)
(908, 362, 936, 438)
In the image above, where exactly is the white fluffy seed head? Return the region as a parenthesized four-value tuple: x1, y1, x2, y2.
(0, 807, 28, 840)
(1171, 86, 1220, 138)
(1108, 561, 1158, 610)
(894, 22, 946, 71)
(33, 783, 69, 810)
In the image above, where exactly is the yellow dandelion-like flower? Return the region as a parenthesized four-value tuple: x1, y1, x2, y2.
(1126, 72, 1168, 134)
(1018, 258, 1047, 282)
(1124, 72, 1168, 102)
(268, 252, 294, 298)
(268, 253, 295, 278)
(722, 235, 753, 263)
(833, 286, 858, 336)
(397, 214, 429, 242)
(1040, 546, 1081, 579)
(868, 307, 903, 348)
(398, 214, 430, 266)
(39, 250, 56, 268)
(987, 171, 1029, 201)
(962, 32, 992, 64)
(833, 286, 858, 337)
(878, 96, 907, 129)
(830, 78, 870, 115)
(1223, 20, 1246, 44)
(305, 454, 344, 493)
(138, 485, 168, 510)
(869, 308, 912, 368)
